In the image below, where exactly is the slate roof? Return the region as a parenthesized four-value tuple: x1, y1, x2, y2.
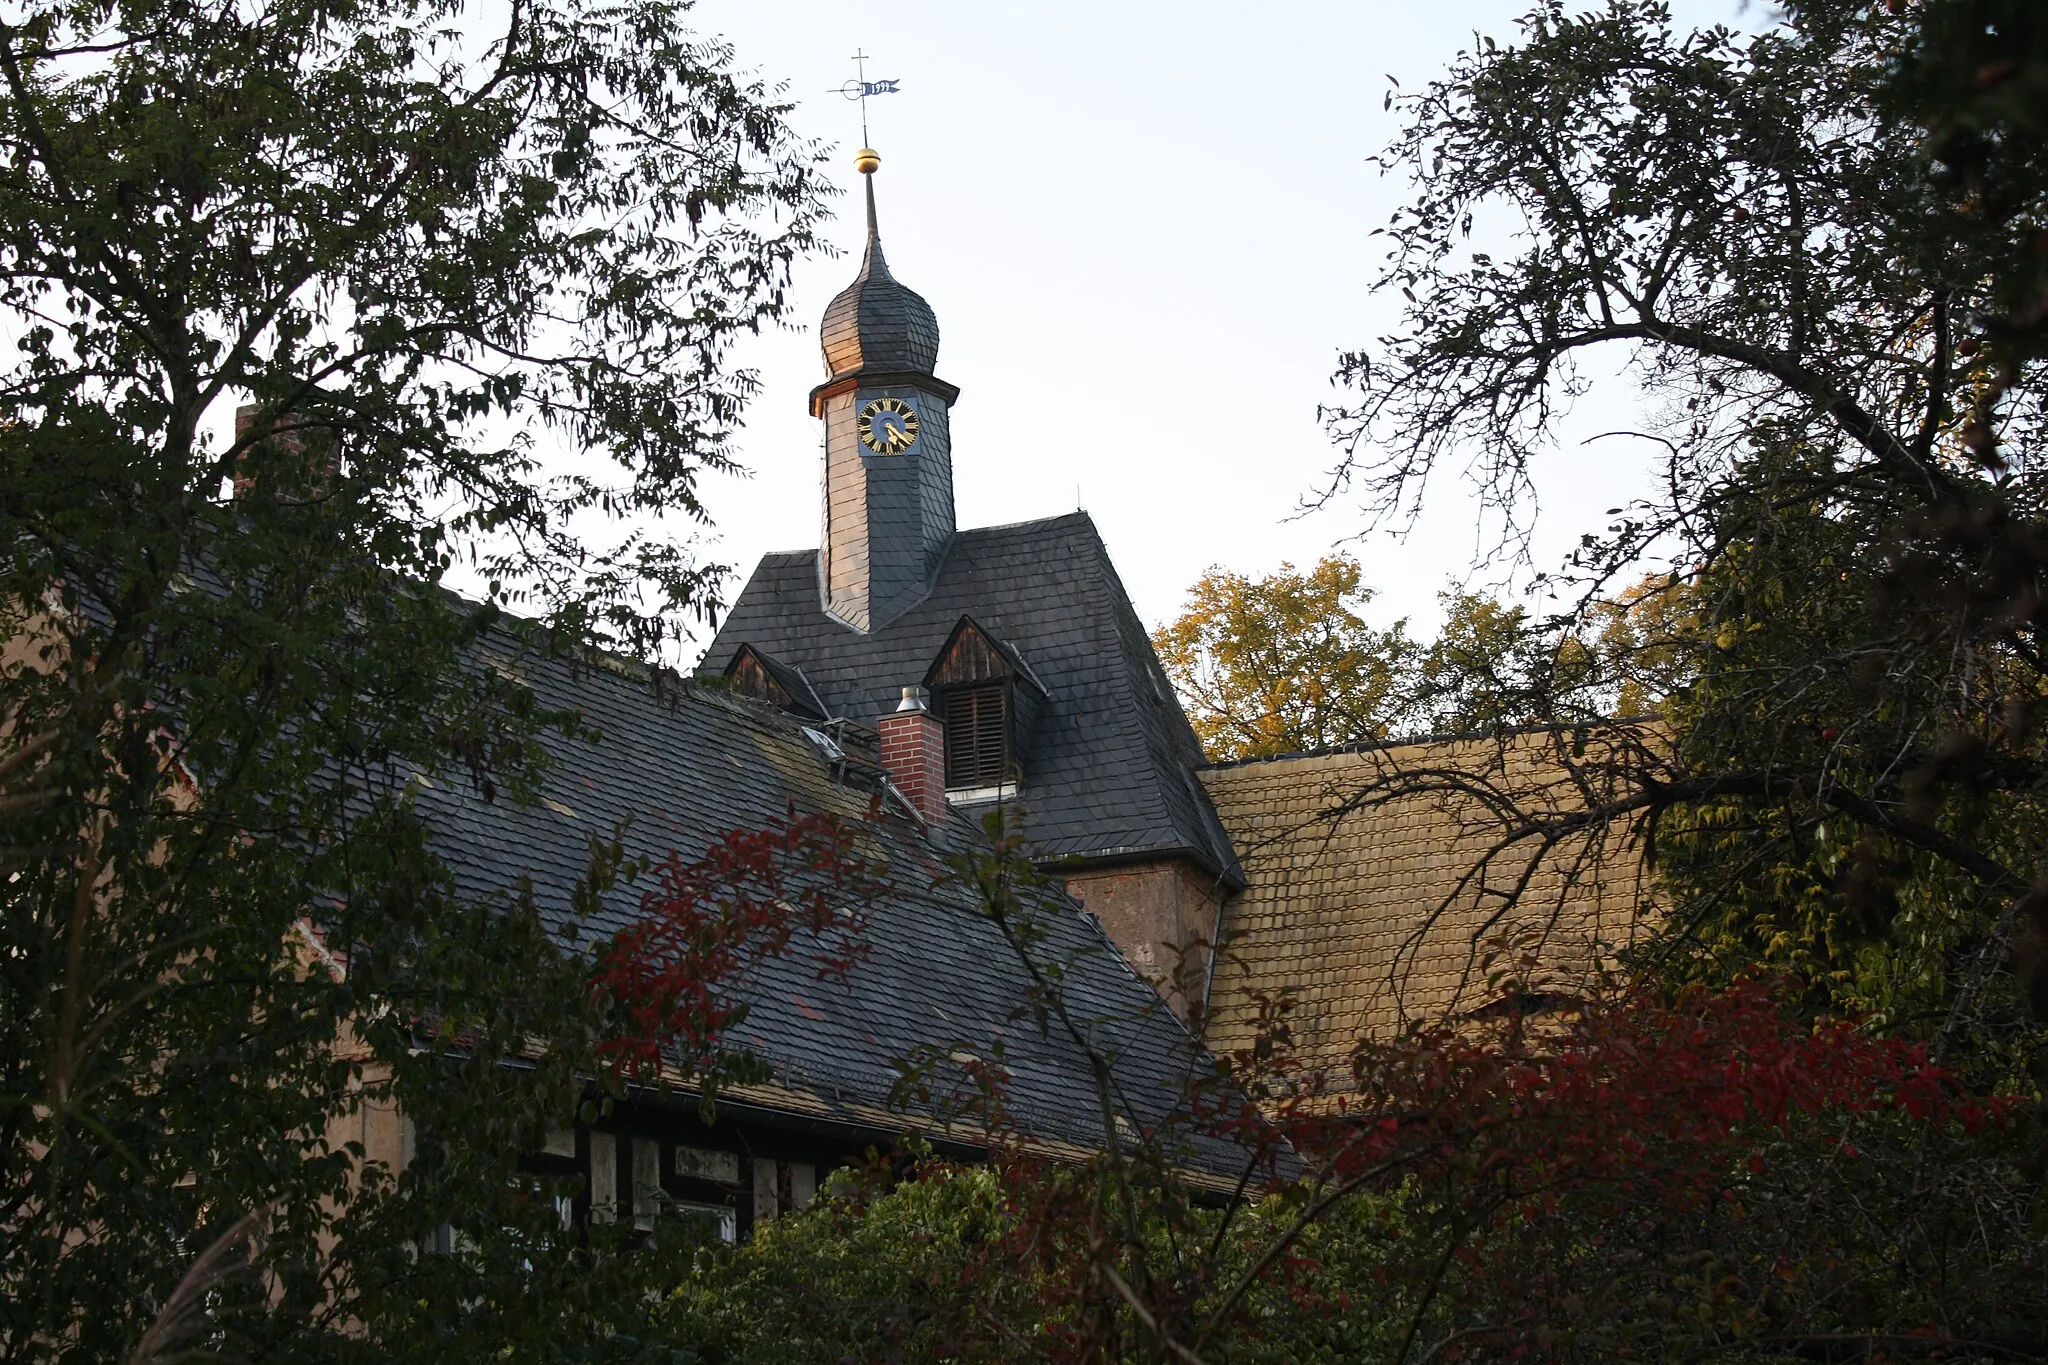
(702, 511, 1243, 886)
(820, 176, 940, 380)
(1199, 732, 1651, 1087)
(402, 633, 1238, 1166)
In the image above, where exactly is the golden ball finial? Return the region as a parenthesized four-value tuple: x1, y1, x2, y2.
(854, 147, 881, 175)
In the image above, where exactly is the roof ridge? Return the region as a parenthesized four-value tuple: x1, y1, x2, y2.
(1080, 528, 1245, 885)
(750, 513, 1094, 568)
(1197, 715, 1666, 771)
(700, 511, 1243, 881)
(952, 509, 1097, 538)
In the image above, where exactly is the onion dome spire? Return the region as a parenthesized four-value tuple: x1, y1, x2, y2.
(809, 144, 958, 634)
(820, 149, 940, 380)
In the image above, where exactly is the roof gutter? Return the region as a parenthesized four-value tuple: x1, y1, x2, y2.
(1041, 842, 1247, 894)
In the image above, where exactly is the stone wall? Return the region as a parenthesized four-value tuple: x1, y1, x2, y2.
(1061, 856, 1227, 1022)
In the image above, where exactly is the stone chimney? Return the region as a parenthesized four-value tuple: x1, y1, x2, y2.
(877, 685, 947, 826)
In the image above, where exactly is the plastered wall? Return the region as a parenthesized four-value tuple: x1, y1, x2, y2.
(1061, 857, 1226, 1022)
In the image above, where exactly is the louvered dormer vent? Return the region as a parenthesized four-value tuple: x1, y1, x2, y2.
(923, 616, 1046, 793)
(941, 683, 1008, 786)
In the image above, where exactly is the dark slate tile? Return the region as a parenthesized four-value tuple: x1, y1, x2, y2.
(706, 513, 1242, 888)
(402, 638, 1239, 1172)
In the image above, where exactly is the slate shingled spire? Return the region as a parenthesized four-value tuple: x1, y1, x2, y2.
(810, 151, 959, 633)
(820, 176, 940, 378)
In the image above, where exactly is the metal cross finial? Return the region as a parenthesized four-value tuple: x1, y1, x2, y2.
(851, 48, 871, 144)
(830, 49, 901, 150)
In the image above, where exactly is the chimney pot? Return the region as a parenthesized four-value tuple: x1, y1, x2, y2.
(897, 685, 930, 713)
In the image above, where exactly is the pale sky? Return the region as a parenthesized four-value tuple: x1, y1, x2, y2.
(678, 0, 1767, 663)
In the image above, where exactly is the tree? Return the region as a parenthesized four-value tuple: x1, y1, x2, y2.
(658, 1155, 1035, 1363)
(0, 0, 826, 1355)
(1413, 590, 1551, 733)
(1881, 0, 2048, 456)
(1314, 0, 2048, 1076)
(1880, 0, 2048, 1054)
(645, 832, 2038, 1362)
(1151, 555, 1640, 759)
(1152, 556, 1418, 760)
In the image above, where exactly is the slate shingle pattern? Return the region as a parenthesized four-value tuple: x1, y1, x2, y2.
(406, 637, 1232, 1164)
(1198, 735, 1650, 1085)
(820, 178, 940, 380)
(704, 512, 1242, 885)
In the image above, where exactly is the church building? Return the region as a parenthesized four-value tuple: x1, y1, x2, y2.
(336, 152, 1258, 1243)
(703, 150, 1242, 1015)
(700, 149, 1635, 1057)
(353, 148, 1633, 1242)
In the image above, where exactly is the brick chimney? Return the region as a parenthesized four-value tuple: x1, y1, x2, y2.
(233, 404, 330, 500)
(877, 685, 947, 826)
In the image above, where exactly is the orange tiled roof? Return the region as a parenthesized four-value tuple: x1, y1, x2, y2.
(1199, 728, 1654, 1086)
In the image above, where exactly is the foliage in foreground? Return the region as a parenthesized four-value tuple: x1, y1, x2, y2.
(632, 825, 2043, 1362)
(0, 0, 827, 1354)
(657, 976, 2039, 1363)
(1266, 0, 2048, 1098)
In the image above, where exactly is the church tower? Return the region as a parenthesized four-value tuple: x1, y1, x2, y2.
(809, 149, 959, 632)
(709, 144, 1244, 1023)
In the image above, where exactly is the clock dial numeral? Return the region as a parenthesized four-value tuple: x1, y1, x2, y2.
(857, 396, 920, 455)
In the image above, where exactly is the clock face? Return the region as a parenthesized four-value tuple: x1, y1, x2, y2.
(857, 396, 920, 455)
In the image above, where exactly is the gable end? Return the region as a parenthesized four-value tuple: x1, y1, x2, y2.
(723, 644, 828, 721)
(923, 616, 1046, 788)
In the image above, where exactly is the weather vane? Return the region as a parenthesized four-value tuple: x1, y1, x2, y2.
(831, 49, 901, 149)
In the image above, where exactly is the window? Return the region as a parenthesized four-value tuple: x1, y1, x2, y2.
(942, 683, 1008, 787)
(924, 615, 1043, 790)
(589, 1130, 618, 1224)
(721, 643, 827, 719)
(672, 1201, 738, 1244)
(632, 1136, 660, 1231)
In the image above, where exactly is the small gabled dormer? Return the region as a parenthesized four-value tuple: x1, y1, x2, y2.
(722, 644, 829, 722)
(923, 616, 1046, 794)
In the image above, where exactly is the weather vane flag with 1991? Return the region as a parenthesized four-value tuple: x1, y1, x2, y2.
(832, 49, 901, 146)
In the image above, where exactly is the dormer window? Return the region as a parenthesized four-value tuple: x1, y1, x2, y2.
(924, 616, 1047, 792)
(721, 644, 828, 721)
